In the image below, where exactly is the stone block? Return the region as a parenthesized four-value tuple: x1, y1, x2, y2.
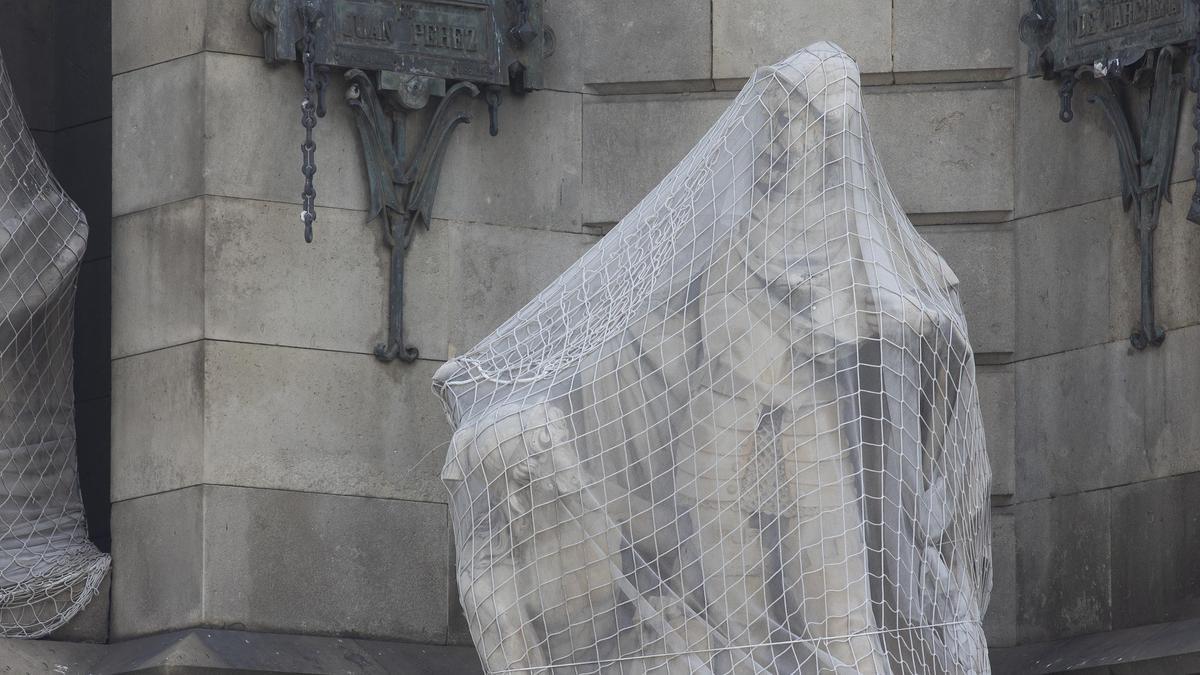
(1014, 198, 1115, 360)
(575, 0, 711, 86)
(112, 198, 205, 358)
(201, 196, 396, 356)
(893, 0, 1018, 75)
(1015, 490, 1111, 643)
(112, 54, 206, 216)
(1014, 75, 1122, 218)
(202, 486, 449, 643)
(50, 572, 110, 643)
(917, 224, 1015, 354)
(118, 194, 593, 361)
(202, 52, 369, 212)
(583, 85, 1015, 225)
(445, 220, 596, 354)
(111, 486, 205, 639)
(0, 638, 104, 673)
(113, 485, 451, 642)
(113, 340, 452, 504)
(712, 0, 893, 79)
(990, 617, 1200, 674)
(118, 54, 581, 230)
(984, 509, 1016, 648)
(112, 195, 448, 360)
(202, 342, 452, 503)
(1016, 82, 1196, 220)
(1110, 473, 1200, 631)
(1024, 187, 1199, 354)
(436, 90, 583, 232)
(111, 342, 205, 502)
(200, 53, 583, 230)
(867, 84, 1015, 216)
(539, 0, 584, 92)
(582, 93, 731, 225)
(112, 0, 206, 75)
(112, 0, 260, 75)
(1158, 325, 1200, 479)
(1153, 195, 1200, 335)
(1108, 184, 1200, 353)
(977, 366, 1015, 497)
(80, 627, 485, 673)
(1014, 339, 1155, 503)
(201, 0, 264, 59)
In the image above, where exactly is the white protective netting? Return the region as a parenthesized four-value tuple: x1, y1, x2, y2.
(0, 48, 109, 638)
(434, 43, 991, 674)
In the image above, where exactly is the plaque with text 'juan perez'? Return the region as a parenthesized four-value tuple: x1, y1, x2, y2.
(253, 0, 545, 90)
(1031, 0, 1198, 75)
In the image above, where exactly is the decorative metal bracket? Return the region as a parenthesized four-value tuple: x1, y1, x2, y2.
(251, 0, 551, 362)
(1020, 0, 1199, 350)
(346, 71, 477, 362)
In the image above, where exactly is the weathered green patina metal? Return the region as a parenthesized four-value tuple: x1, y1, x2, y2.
(252, 0, 546, 90)
(1022, 0, 1197, 77)
(250, 0, 550, 363)
(1020, 0, 1199, 350)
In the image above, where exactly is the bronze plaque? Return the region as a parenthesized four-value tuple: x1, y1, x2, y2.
(1029, 0, 1198, 75)
(253, 0, 545, 89)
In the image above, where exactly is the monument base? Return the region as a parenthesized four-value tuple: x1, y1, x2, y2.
(0, 628, 482, 674)
(990, 617, 1200, 674)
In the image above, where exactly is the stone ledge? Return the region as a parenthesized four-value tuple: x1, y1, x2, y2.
(0, 628, 482, 674)
(990, 617, 1200, 674)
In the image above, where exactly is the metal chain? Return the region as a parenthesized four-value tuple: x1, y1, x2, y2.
(299, 1, 325, 243)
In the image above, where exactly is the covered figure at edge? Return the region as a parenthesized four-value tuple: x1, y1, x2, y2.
(434, 43, 992, 675)
(0, 47, 110, 637)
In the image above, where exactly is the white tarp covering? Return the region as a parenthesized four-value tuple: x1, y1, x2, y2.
(435, 43, 991, 674)
(0, 49, 109, 638)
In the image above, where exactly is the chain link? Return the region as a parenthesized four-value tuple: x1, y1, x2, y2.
(299, 1, 326, 243)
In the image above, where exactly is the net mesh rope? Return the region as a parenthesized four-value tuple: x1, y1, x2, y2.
(0, 48, 109, 638)
(435, 43, 991, 675)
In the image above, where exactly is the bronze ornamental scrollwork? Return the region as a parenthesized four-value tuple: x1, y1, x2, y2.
(1021, 0, 1200, 350)
(250, 0, 552, 362)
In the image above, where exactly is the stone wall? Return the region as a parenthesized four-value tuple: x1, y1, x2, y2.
(107, 0, 1200, 661)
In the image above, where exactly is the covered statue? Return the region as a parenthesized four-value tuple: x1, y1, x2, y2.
(434, 43, 992, 674)
(0, 49, 109, 636)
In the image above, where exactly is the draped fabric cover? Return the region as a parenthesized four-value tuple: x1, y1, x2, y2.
(0, 49, 109, 637)
(435, 43, 991, 674)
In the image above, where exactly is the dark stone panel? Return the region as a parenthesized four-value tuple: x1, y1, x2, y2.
(0, 0, 55, 130)
(74, 257, 111, 403)
(54, 0, 111, 128)
(202, 487, 451, 643)
(1016, 490, 1112, 643)
(1110, 472, 1200, 629)
(75, 396, 110, 553)
(55, 118, 112, 262)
